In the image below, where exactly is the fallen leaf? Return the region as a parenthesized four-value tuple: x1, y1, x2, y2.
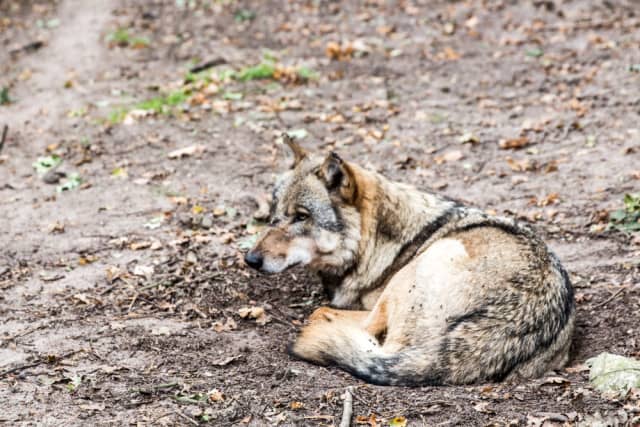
(78, 255, 97, 265)
(213, 317, 237, 333)
(208, 388, 224, 402)
(238, 306, 271, 325)
(473, 402, 495, 414)
(587, 353, 640, 398)
(499, 137, 530, 149)
(132, 265, 154, 278)
(49, 222, 65, 234)
(388, 416, 407, 427)
(290, 401, 304, 410)
(130, 241, 151, 251)
(505, 157, 535, 172)
(238, 306, 265, 319)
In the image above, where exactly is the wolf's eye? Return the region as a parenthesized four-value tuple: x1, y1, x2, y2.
(293, 211, 310, 223)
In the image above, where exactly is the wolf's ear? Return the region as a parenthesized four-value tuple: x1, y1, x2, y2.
(281, 133, 307, 168)
(319, 152, 357, 203)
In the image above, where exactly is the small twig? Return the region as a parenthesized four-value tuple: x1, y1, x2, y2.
(127, 293, 139, 313)
(189, 57, 227, 74)
(0, 349, 83, 378)
(339, 386, 354, 427)
(0, 125, 8, 154)
(594, 287, 626, 308)
(175, 410, 199, 426)
(132, 382, 179, 394)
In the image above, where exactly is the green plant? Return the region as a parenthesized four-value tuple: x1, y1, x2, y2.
(609, 194, 640, 232)
(107, 89, 190, 123)
(106, 28, 150, 48)
(0, 87, 11, 105)
(32, 155, 62, 174)
(236, 62, 276, 81)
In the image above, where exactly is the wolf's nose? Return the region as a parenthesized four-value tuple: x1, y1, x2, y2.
(244, 251, 263, 270)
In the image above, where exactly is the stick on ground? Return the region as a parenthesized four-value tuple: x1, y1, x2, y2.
(188, 57, 227, 74)
(0, 125, 8, 154)
(339, 386, 354, 427)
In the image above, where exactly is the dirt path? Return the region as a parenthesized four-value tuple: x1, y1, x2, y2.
(1, 0, 639, 425)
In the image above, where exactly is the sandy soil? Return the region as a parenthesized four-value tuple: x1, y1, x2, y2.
(1, 0, 639, 425)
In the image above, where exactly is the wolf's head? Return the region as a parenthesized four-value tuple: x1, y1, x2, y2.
(244, 135, 362, 276)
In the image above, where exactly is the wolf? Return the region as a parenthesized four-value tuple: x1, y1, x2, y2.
(244, 134, 575, 386)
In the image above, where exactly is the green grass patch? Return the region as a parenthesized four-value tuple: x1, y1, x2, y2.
(0, 87, 11, 105)
(609, 194, 640, 232)
(236, 62, 277, 81)
(108, 89, 190, 123)
(106, 28, 150, 48)
(234, 9, 256, 22)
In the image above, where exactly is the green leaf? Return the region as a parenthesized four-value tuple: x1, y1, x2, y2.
(389, 416, 408, 427)
(0, 87, 11, 105)
(223, 91, 243, 100)
(111, 167, 128, 178)
(525, 48, 544, 58)
(623, 194, 640, 212)
(234, 9, 256, 22)
(608, 209, 627, 222)
(297, 66, 319, 80)
(66, 375, 82, 392)
(57, 172, 82, 193)
(33, 155, 62, 174)
(236, 62, 276, 81)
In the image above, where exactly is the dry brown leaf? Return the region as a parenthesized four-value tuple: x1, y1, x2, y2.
(505, 157, 535, 172)
(325, 41, 354, 60)
(355, 414, 379, 426)
(238, 306, 271, 325)
(538, 193, 559, 207)
(289, 401, 304, 410)
(49, 221, 65, 234)
(499, 137, 530, 149)
(213, 317, 237, 333)
(129, 241, 151, 251)
(208, 388, 224, 402)
(473, 402, 495, 414)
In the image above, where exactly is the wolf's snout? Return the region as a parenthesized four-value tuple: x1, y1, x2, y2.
(244, 251, 264, 270)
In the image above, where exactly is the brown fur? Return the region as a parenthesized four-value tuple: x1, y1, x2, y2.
(245, 141, 575, 386)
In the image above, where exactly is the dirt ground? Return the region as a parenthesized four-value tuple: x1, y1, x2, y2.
(1, 0, 639, 425)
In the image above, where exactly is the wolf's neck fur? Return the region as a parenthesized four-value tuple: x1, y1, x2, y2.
(326, 166, 458, 309)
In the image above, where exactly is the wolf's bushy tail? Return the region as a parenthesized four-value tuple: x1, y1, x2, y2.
(291, 321, 442, 386)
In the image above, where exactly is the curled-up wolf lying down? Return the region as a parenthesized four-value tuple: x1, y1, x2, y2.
(244, 135, 575, 386)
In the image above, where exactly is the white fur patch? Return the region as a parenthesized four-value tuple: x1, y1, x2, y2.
(286, 239, 314, 266)
(261, 238, 315, 273)
(415, 239, 468, 294)
(315, 230, 340, 254)
(413, 238, 471, 321)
